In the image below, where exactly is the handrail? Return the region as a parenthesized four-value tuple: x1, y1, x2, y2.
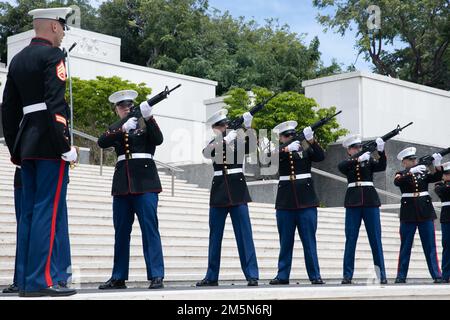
(72, 128, 184, 196)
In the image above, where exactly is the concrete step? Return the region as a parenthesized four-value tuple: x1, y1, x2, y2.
(0, 233, 439, 254)
(3, 285, 446, 300)
(0, 221, 422, 245)
(0, 209, 402, 233)
(0, 200, 401, 224)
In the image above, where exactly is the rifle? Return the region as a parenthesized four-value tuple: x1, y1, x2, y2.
(207, 92, 279, 145)
(351, 122, 414, 159)
(227, 92, 279, 130)
(418, 147, 450, 166)
(119, 84, 182, 132)
(279, 110, 342, 150)
(128, 84, 182, 119)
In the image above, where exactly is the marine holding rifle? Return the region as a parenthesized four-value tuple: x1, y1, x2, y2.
(97, 89, 169, 290)
(435, 162, 450, 283)
(338, 134, 388, 285)
(268, 121, 326, 286)
(393, 147, 446, 284)
(196, 108, 259, 287)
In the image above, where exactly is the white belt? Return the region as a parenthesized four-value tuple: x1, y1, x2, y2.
(442, 202, 450, 207)
(348, 182, 374, 188)
(214, 168, 243, 176)
(279, 173, 312, 181)
(117, 153, 153, 162)
(23, 103, 47, 115)
(402, 192, 430, 198)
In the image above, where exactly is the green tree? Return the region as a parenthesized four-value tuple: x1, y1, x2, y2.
(68, 75, 151, 136)
(224, 87, 348, 148)
(68, 75, 151, 165)
(95, 0, 342, 94)
(0, 0, 99, 63)
(313, 0, 450, 90)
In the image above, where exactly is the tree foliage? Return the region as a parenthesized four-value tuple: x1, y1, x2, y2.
(0, 0, 343, 95)
(68, 76, 151, 136)
(313, 0, 450, 90)
(0, 0, 98, 63)
(224, 87, 348, 148)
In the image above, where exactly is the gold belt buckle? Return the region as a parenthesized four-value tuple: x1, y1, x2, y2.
(290, 175, 296, 181)
(223, 169, 228, 175)
(356, 182, 362, 187)
(413, 192, 420, 197)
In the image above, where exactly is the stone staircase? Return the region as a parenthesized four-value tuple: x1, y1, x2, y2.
(0, 144, 443, 288)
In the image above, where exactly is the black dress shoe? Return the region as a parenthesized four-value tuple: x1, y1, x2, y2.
(269, 278, 289, 285)
(395, 278, 406, 284)
(149, 277, 164, 289)
(380, 279, 388, 285)
(247, 279, 258, 287)
(443, 279, 450, 283)
(434, 278, 443, 284)
(311, 278, 325, 285)
(57, 281, 67, 288)
(98, 279, 127, 290)
(196, 279, 219, 287)
(19, 286, 77, 297)
(341, 278, 352, 285)
(2, 284, 19, 294)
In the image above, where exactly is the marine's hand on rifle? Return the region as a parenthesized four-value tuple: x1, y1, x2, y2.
(303, 126, 314, 142)
(358, 151, 371, 163)
(376, 138, 385, 152)
(224, 130, 238, 144)
(139, 101, 153, 119)
(286, 141, 301, 152)
(243, 112, 253, 129)
(432, 153, 443, 167)
(410, 165, 427, 175)
(62, 146, 78, 163)
(122, 117, 138, 133)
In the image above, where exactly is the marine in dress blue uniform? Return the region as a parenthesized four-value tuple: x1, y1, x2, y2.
(435, 162, 450, 282)
(394, 147, 444, 283)
(338, 135, 387, 284)
(1, 7, 77, 297)
(268, 121, 325, 285)
(97, 90, 165, 290)
(196, 109, 259, 287)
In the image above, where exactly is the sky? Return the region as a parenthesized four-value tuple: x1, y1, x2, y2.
(206, 0, 373, 71)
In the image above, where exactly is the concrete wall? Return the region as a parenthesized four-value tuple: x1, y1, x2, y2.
(303, 71, 450, 148)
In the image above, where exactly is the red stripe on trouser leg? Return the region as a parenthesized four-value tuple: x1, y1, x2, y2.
(397, 225, 402, 274)
(433, 223, 442, 275)
(44, 160, 65, 287)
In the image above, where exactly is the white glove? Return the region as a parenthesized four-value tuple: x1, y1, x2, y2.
(432, 153, 443, 167)
(358, 151, 371, 163)
(122, 117, 138, 133)
(410, 165, 427, 175)
(223, 130, 238, 144)
(62, 147, 78, 162)
(243, 112, 253, 129)
(287, 140, 301, 152)
(303, 126, 314, 141)
(139, 101, 153, 118)
(376, 137, 385, 152)
(260, 137, 276, 153)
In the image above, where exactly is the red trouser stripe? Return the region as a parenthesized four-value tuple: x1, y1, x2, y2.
(44, 160, 65, 287)
(434, 223, 442, 275)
